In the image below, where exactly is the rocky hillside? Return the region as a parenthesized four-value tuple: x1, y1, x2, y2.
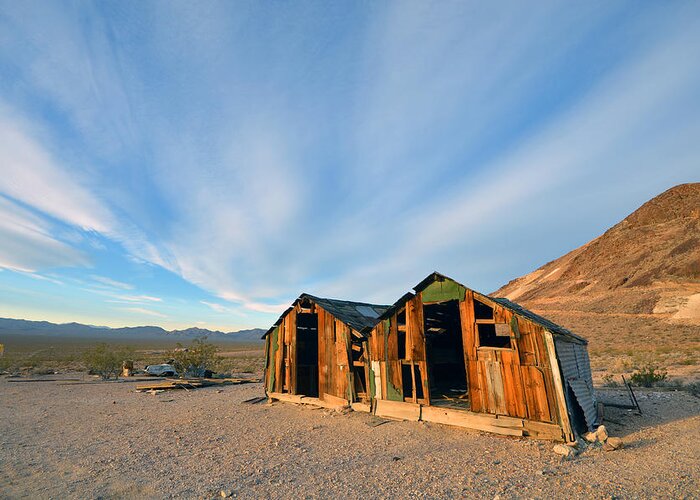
(494, 183, 700, 380)
(496, 183, 700, 321)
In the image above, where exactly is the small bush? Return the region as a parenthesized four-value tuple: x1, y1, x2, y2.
(686, 382, 700, 398)
(601, 374, 619, 387)
(83, 343, 134, 380)
(630, 365, 667, 387)
(167, 337, 221, 378)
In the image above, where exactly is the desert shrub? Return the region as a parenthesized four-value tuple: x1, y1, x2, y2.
(685, 382, 700, 398)
(601, 374, 619, 387)
(83, 343, 134, 380)
(168, 337, 221, 378)
(630, 365, 667, 387)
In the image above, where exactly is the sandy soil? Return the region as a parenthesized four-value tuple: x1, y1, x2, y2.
(1, 374, 699, 499)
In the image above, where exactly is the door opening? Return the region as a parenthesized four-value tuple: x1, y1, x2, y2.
(296, 312, 319, 397)
(424, 300, 469, 409)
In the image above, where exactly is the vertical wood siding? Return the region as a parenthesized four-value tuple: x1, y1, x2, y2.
(368, 284, 564, 425)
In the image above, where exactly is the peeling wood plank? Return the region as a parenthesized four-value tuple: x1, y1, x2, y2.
(421, 406, 523, 437)
(375, 399, 421, 421)
(351, 402, 371, 413)
(544, 331, 575, 441)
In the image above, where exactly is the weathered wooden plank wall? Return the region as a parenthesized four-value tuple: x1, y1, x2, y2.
(368, 282, 564, 427)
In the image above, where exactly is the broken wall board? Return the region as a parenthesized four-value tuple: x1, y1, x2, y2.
(268, 392, 305, 404)
(301, 396, 348, 411)
(420, 406, 524, 437)
(543, 331, 575, 442)
(522, 420, 564, 441)
(322, 392, 349, 407)
(268, 392, 348, 411)
(375, 399, 421, 421)
(351, 402, 371, 413)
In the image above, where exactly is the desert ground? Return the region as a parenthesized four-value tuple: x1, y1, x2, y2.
(1, 373, 699, 499)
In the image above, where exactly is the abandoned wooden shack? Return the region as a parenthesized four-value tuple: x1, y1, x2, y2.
(263, 294, 389, 408)
(263, 273, 598, 442)
(367, 272, 598, 441)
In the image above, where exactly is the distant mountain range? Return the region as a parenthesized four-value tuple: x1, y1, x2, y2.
(0, 317, 265, 342)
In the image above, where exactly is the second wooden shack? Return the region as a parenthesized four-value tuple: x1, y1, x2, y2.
(263, 294, 389, 407)
(367, 272, 598, 441)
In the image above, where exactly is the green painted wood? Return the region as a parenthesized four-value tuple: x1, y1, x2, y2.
(267, 326, 280, 392)
(421, 279, 466, 303)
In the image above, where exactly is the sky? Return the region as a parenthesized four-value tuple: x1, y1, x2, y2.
(1, 1, 699, 331)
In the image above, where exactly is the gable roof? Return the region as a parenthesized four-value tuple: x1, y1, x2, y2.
(379, 271, 587, 344)
(263, 293, 390, 338)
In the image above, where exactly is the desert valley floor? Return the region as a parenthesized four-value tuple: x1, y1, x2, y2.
(1, 375, 698, 499)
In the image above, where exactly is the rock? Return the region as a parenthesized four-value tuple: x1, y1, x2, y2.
(552, 444, 575, 458)
(583, 431, 598, 443)
(604, 437, 624, 451)
(596, 425, 609, 442)
(220, 490, 231, 498)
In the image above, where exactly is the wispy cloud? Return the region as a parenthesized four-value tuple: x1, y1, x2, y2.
(19, 272, 64, 286)
(0, 110, 114, 233)
(112, 294, 162, 303)
(121, 307, 167, 318)
(90, 275, 134, 290)
(0, 195, 89, 272)
(201, 301, 229, 313)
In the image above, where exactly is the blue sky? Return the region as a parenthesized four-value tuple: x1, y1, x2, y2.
(0, 1, 699, 330)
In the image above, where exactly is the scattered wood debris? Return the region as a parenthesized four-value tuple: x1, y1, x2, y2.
(8, 378, 81, 383)
(135, 377, 259, 392)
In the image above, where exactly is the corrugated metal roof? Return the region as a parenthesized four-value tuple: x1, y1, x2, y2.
(262, 294, 389, 338)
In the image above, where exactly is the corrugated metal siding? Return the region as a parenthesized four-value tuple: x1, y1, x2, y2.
(554, 337, 598, 432)
(568, 379, 597, 430)
(575, 344, 595, 395)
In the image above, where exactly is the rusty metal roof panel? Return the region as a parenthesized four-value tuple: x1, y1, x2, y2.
(303, 294, 390, 333)
(263, 294, 389, 338)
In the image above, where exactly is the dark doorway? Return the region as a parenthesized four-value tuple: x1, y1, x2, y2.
(296, 313, 319, 397)
(424, 300, 469, 408)
(566, 385, 589, 436)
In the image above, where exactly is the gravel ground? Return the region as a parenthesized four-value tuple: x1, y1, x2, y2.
(1, 374, 698, 499)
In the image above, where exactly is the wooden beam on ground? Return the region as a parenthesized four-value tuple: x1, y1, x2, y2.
(522, 420, 565, 441)
(267, 392, 305, 404)
(301, 396, 348, 410)
(374, 399, 421, 421)
(321, 392, 350, 407)
(420, 406, 524, 437)
(351, 402, 371, 413)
